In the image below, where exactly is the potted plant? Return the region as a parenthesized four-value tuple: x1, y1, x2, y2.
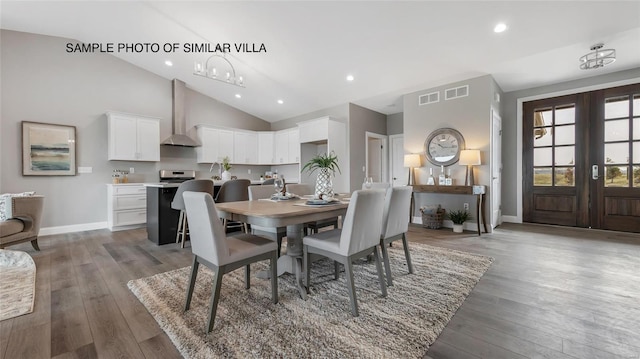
(221, 156, 232, 180)
(301, 152, 341, 198)
(447, 209, 471, 233)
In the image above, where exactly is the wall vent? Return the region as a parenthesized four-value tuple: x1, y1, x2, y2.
(444, 85, 469, 100)
(418, 91, 439, 105)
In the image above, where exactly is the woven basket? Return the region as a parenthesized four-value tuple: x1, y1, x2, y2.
(421, 209, 445, 229)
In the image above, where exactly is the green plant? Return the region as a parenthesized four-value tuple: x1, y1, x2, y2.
(447, 209, 471, 225)
(301, 152, 341, 175)
(222, 156, 232, 171)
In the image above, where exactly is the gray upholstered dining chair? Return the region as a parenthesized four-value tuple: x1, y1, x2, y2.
(171, 179, 214, 248)
(261, 178, 275, 186)
(182, 191, 278, 333)
(287, 183, 339, 235)
(303, 189, 387, 317)
(215, 179, 251, 232)
(248, 185, 286, 256)
(379, 186, 414, 286)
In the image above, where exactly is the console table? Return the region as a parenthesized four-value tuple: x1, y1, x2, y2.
(412, 185, 488, 236)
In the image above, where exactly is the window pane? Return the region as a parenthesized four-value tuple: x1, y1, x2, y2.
(605, 143, 629, 164)
(634, 118, 640, 140)
(534, 168, 552, 186)
(533, 127, 552, 147)
(634, 165, 640, 188)
(554, 167, 575, 186)
(634, 95, 640, 116)
(634, 142, 640, 164)
(555, 125, 575, 145)
(604, 165, 629, 187)
(604, 119, 629, 142)
(605, 96, 629, 119)
(534, 110, 552, 127)
(555, 146, 574, 166)
(534, 147, 552, 166)
(555, 106, 575, 125)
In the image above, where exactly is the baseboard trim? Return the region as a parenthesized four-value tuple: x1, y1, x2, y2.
(40, 221, 108, 236)
(501, 215, 521, 223)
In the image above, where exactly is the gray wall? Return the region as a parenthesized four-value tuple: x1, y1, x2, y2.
(0, 30, 271, 229)
(348, 104, 387, 190)
(386, 112, 403, 135)
(270, 104, 348, 131)
(403, 75, 494, 227)
(500, 67, 640, 217)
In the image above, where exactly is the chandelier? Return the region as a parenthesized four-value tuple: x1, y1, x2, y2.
(579, 43, 616, 70)
(193, 53, 245, 87)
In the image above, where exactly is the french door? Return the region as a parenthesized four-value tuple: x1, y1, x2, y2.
(523, 83, 640, 232)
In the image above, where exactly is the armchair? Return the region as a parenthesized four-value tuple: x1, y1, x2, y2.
(0, 195, 44, 251)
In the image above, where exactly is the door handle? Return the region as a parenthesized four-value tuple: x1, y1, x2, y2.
(592, 165, 599, 180)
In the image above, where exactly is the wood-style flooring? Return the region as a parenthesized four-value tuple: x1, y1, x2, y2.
(1, 223, 639, 359)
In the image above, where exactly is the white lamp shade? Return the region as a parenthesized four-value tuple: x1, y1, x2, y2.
(404, 154, 421, 168)
(459, 149, 481, 166)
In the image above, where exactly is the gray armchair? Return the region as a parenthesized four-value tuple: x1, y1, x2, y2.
(0, 195, 45, 251)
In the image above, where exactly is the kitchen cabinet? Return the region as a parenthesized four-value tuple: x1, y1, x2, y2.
(106, 184, 147, 231)
(107, 112, 160, 161)
(234, 131, 258, 164)
(195, 126, 235, 163)
(298, 117, 329, 143)
(258, 132, 275, 164)
(274, 128, 300, 164)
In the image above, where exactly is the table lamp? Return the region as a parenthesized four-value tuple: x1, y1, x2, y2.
(459, 149, 481, 186)
(404, 154, 422, 185)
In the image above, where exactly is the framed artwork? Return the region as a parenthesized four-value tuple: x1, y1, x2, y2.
(22, 121, 76, 176)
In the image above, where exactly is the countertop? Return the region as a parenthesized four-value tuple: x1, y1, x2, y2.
(111, 179, 299, 188)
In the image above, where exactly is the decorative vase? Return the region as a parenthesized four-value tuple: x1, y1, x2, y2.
(315, 168, 334, 198)
(221, 170, 231, 181)
(452, 224, 464, 233)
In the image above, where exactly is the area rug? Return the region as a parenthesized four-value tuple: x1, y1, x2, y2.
(0, 249, 36, 321)
(128, 243, 492, 358)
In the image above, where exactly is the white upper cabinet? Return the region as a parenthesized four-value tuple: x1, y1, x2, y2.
(298, 117, 329, 143)
(274, 130, 288, 164)
(195, 126, 220, 163)
(258, 132, 275, 164)
(218, 129, 234, 162)
(107, 112, 160, 161)
(234, 131, 258, 164)
(288, 128, 300, 163)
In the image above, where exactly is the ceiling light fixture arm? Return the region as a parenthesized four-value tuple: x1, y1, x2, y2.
(193, 52, 245, 88)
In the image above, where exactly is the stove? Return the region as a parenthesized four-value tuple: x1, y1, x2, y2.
(159, 170, 196, 183)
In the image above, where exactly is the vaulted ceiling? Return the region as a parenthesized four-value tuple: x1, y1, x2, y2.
(2, 1, 639, 122)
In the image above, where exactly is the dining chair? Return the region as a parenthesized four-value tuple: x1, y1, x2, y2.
(248, 185, 287, 256)
(182, 191, 278, 333)
(379, 186, 414, 286)
(303, 189, 387, 317)
(171, 179, 214, 248)
(287, 183, 339, 235)
(261, 178, 275, 186)
(215, 179, 251, 232)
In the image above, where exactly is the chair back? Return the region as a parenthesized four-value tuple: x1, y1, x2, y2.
(340, 190, 385, 255)
(248, 185, 276, 200)
(183, 192, 229, 266)
(362, 182, 391, 190)
(286, 183, 312, 196)
(215, 179, 251, 203)
(261, 178, 275, 185)
(171, 179, 214, 211)
(381, 186, 412, 239)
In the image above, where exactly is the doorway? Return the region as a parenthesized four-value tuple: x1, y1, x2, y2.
(523, 83, 640, 232)
(491, 110, 502, 228)
(365, 132, 388, 183)
(389, 134, 406, 187)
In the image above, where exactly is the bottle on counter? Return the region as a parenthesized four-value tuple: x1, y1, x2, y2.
(438, 165, 446, 185)
(445, 168, 452, 186)
(427, 168, 436, 185)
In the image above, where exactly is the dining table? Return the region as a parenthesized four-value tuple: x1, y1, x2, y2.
(214, 196, 349, 299)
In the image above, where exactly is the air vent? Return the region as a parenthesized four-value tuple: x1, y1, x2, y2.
(418, 91, 439, 105)
(445, 85, 469, 100)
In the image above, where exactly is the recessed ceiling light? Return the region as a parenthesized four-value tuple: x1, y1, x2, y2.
(164, 60, 173, 67)
(235, 94, 241, 99)
(277, 99, 284, 104)
(346, 74, 354, 82)
(494, 23, 507, 33)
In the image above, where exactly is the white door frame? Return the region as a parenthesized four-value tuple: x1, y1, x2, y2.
(365, 131, 388, 183)
(491, 109, 502, 228)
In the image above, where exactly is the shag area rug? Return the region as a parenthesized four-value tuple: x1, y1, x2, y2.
(128, 243, 492, 358)
(0, 249, 36, 321)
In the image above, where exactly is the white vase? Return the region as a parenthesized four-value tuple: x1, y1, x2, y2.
(452, 224, 464, 233)
(315, 168, 334, 198)
(221, 170, 231, 181)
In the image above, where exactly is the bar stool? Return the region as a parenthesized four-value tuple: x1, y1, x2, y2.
(215, 179, 251, 232)
(171, 179, 214, 248)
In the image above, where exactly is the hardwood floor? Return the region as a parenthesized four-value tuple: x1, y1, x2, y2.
(1, 223, 639, 358)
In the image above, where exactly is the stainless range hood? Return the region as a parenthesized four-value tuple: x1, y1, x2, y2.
(162, 79, 200, 147)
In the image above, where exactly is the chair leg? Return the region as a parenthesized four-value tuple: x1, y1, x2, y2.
(184, 256, 200, 311)
(372, 247, 388, 297)
(30, 239, 40, 251)
(245, 265, 250, 289)
(276, 235, 283, 257)
(402, 233, 414, 274)
(175, 210, 184, 244)
(303, 245, 310, 293)
(270, 251, 278, 304)
(334, 261, 340, 280)
(380, 240, 393, 286)
(243, 223, 249, 233)
(181, 215, 188, 248)
(206, 266, 225, 333)
(344, 259, 359, 317)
